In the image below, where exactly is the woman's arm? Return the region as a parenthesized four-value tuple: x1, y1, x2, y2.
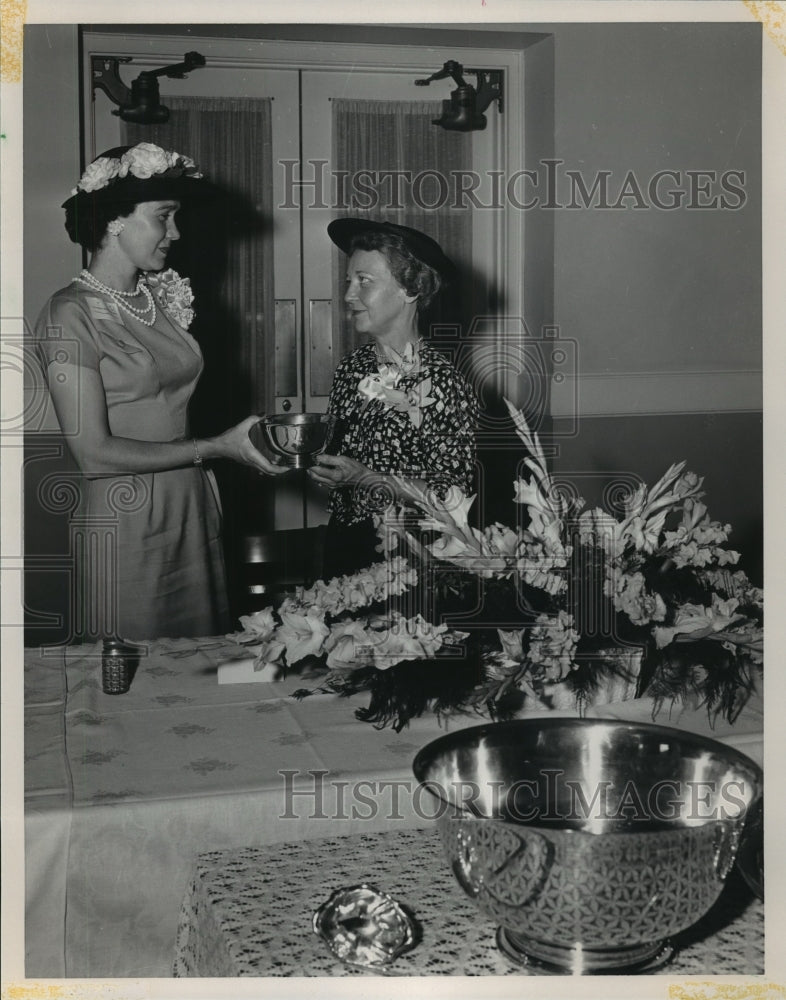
(45, 361, 283, 476)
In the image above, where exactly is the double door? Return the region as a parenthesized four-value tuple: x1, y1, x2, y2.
(83, 32, 521, 529)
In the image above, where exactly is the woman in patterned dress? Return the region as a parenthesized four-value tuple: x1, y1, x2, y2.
(309, 219, 477, 579)
(34, 143, 285, 641)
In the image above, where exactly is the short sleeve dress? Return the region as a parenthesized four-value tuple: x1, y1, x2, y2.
(34, 281, 231, 642)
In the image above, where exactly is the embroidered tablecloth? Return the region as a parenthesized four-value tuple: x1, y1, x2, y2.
(173, 828, 764, 978)
(24, 637, 764, 979)
(24, 637, 480, 977)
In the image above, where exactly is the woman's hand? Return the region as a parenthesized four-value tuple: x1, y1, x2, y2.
(207, 416, 288, 475)
(308, 453, 371, 488)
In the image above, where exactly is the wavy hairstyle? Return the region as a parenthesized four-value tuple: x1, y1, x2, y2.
(347, 229, 443, 314)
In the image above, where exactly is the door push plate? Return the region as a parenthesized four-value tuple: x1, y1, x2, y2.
(274, 298, 298, 402)
(309, 299, 333, 397)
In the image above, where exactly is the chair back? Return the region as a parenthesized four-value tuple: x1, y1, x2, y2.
(242, 524, 327, 610)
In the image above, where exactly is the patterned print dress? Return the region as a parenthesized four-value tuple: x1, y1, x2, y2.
(327, 341, 478, 527)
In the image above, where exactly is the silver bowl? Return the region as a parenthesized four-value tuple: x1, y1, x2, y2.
(250, 413, 336, 469)
(735, 795, 764, 901)
(412, 718, 763, 974)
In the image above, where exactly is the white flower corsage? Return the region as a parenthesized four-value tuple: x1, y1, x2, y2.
(146, 268, 196, 330)
(357, 343, 436, 428)
(358, 373, 436, 429)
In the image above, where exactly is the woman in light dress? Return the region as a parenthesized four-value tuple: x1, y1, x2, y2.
(35, 142, 284, 641)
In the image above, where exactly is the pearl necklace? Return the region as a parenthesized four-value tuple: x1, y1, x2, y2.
(74, 269, 157, 327)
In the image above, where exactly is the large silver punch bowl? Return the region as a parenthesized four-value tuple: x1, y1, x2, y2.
(250, 413, 336, 469)
(412, 718, 763, 974)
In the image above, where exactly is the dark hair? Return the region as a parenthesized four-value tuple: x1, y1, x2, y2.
(348, 230, 443, 312)
(64, 198, 139, 254)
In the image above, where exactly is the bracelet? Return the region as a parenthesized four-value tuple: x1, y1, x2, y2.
(192, 439, 203, 466)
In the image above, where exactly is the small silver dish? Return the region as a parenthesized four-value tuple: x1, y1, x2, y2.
(313, 883, 418, 970)
(251, 412, 336, 469)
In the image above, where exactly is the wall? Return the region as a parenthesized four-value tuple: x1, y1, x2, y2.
(553, 411, 763, 584)
(548, 21, 761, 416)
(23, 25, 83, 646)
(23, 24, 83, 327)
(542, 22, 762, 582)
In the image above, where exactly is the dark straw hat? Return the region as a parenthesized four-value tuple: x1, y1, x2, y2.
(61, 143, 214, 213)
(327, 218, 456, 281)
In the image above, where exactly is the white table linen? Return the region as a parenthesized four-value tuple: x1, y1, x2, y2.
(24, 636, 763, 978)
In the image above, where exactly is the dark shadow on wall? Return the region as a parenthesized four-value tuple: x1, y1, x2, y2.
(164, 187, 277, 622)
(552, 411, 763, 587)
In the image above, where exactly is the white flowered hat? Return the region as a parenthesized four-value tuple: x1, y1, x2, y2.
(62, 142, 212, 213)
